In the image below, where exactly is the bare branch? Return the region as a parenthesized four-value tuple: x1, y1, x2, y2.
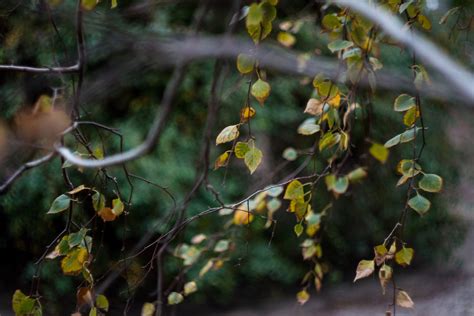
(0, 64, 79, 74)
(0, 153, 56, 194)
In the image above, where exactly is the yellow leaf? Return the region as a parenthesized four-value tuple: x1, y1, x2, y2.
(296, 289, 310, 305)
(353, 259, 374, 282)
(369, 142, 389, 163)
(240, 106, 256, 122)
(214, 151, 230, 170)
(328, 93, 341, 107)
(395, 247, 414, 267)
(277, 31, 296, 47)
(284, 180, 304, 200)
(61, 247, 88, 275)
(81, 0, 97, 11)
(184, 281, 197, 296)
(233, 208, 254, 225)
(111, 0, 118, 9)
(141, 303, 155, 316)
(403, 106, 419, 126)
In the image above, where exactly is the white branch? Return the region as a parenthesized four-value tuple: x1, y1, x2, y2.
(334, 0, 474, 102)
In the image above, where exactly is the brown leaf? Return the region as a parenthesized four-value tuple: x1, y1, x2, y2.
(304, 98, 324, 116)
(76, 287, 93, 307)
(396, 290, 414, 308)
(354, 259, 374, 282)
(98, 207, 117, 222)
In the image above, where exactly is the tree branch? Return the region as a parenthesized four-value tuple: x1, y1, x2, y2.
(0, 64, 79, 74)
(334, 0, 474, 102)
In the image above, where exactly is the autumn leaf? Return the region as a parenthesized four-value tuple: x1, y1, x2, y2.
(216, 125, 239, 145)
(244, 146, 263, 174)
(214, 151, 230, 170)
(396, 290, 414, 308)
(304, 98, 324, 116)
(98, 207, 117, 222)
(354, 259, 375, 282)
(61, 247, 88, 275)
(296, 289, 310, 305)
(395, 247, 414, 267)
(251, 79, 271, 105)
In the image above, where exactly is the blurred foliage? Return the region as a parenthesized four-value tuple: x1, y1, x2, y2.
(0, 0, 470, 314)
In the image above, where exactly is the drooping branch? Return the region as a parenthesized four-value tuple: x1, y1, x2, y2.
(334, 0, 474, 102)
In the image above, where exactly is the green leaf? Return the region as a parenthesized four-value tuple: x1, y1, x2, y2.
(251, 79, 271, 105)
(419, 174, 443, 193)
(395, 247, 414, 267)
(12, 290, 36, 316)
(327, 40, 353, 53)
(384, 134, 401, 148)
(353, 259, 375, 282)
(68, 228, 88, 248)
(298, 117, 320, 135)
(322, 14, 341, 30)
(369, 143, 389, 163)
(400, 127, 420, 143)
(92, 191, 105, 212)
(214, 240, 230, 252)
(266, 185, 283, 197)
(216, 125, 239, 145)
(236, 53, 255, 74)
(282, 147, 298, 161)
(284, 180, 304, 200)
(333, 176, 349, 194)
(347, 168, 367, 182)
(47, 194, 71, 214)
(167, 292, 184, 305)
(266, 198, 281, 212)
(394, 94, 416, 112)
(96, 294, 109, 312)
(235, 141, 250, 159)
(294, 223, 303, 237)
(408, 193, 431, 215)
(244, 146, 263, 174)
